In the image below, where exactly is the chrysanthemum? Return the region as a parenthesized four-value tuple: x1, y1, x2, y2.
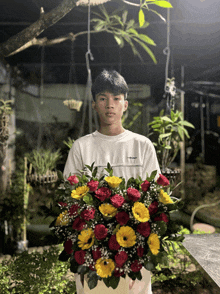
(95, 258, 115, 278)
(55, 210, 69, 226)
(147, 233, 160, 255)
(116, 226, 136, 248)
(78, 228, 95, 250)
(105, 176, 122, 188)
(159, 190, 173, 204)
(132, 202, 150, 222)
(71, 186, 89, 200)
(99, 203, 118, 217)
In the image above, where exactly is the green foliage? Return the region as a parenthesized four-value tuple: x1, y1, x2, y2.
(92, 6, 157, 63)
(26, 148, 62, 174)
(0, 99, 13, 115)
(63, 137, 75, 149)
(0, 246, 76, 294)
(148, 110, 194, 169)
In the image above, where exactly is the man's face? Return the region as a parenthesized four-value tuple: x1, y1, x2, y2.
(92, 91, 128, 126)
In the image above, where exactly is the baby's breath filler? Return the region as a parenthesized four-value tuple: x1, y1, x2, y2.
(50, 162, 184, 290)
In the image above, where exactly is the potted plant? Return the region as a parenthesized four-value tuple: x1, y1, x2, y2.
(148, 109, 194, 174)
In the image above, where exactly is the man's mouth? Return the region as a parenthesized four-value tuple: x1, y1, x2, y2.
(106, 112, 115, 116)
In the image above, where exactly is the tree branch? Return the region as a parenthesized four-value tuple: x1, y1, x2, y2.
(0, 0, 77, 58)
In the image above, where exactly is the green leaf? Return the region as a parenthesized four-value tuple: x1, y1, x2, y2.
(155, 221, 167, 236)
(159, 133, 172, 139)
(151, 1, 173, 8)
(139, 9, 145, 27)
(88, 274, 98, 289)
(122, 10, 128, 23)
(180, 121, 195, 128)
(57, 170, 64, 181)
(92, 166, 98, 178)
(138, 34, 156, 46)
(145, 261, 155, 271)
(134, 38, 157, 63)
(126, 19, 135, 30)
(108, 276, 120, 289)
(114, 35, 124, 48)
(83, 194, 93, 205)
(128, 28, 139, 36)
(161, 116, 173, 122)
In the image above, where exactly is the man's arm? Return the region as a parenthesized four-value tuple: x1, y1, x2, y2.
(142, 139, 161, 179)
(63, 140, 83, 179)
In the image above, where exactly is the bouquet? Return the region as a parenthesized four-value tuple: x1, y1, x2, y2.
(50, 163, 183, 290)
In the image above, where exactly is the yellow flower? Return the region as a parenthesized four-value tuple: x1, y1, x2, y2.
(99, 203, 117, 217)
(159, 190, 173, 204)
(147, 233, 160, 255)
(55, 210, 69, 226)
(105, 176, 122, 188)
(95, 258, 115, 278)
(71, 186, 89, 200)
(116, 226, 136, 248)
(132, 202, 150, 222)
(78, 228, 95, 250)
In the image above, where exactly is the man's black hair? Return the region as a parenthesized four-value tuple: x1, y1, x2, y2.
(92, 69, 129, 101)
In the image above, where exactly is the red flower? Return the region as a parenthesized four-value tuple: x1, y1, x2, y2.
(94, 224, 108, 240)
(72, 217, 86, 231)
(58, 202, 67, 207)
(141, 180, 150, 192)
(67, 175, 79, 185)
(92, 247, 102, 260)
(157, 174, 170, 186)
(69, 204, 80, 217)
(114, 269, 124, 277)
(130, 260, 142, 272)
(80, 208, 95, 221)
(108, 235, 120, 250)
(154, 213, 169, 223)
(95, 187, 111, 201)
(115, 251, 128, 268)
(137, 247, 144, 257)
(64, 239, 73, 254)
(115, 211, 129, 226)
(87, 180, 99, 192)
(110, 194, 125, 208)
(127, 187, 141, 201)
(148, 201, 159, 215)
(74, 250, 86, 265)
(137, 222, 151, 237)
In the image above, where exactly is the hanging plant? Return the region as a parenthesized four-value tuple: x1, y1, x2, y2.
(0, 99, 13, 143)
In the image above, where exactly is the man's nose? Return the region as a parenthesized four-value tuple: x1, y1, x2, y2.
(106, 99, 114, 108)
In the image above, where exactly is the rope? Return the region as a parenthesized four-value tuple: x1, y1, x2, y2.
(163, 5, 171, 93)
(40, 45, 45, 105)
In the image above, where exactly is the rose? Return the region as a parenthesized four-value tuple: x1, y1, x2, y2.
(137, 247, 144, 257)
(154, 213, 169, 223)
(108, 235, 120, 250)
(141, 180, 150, 192)
(94, 224, 108, 240)
(64, 239, 73, 254)
(72, 217, 86, 231)
(130, 260, 142, 272)
(127, 187, 141, 201)
(148, 201, 158, 215)
(95, 187, 111, 201)
(115, 211, 129, 226)
(157, 174, 170, 186)
(69, 204, 80, 216)
(80, 208, 95, 221)
(74, 250, 86, 265)
(67, 175, 79, 185)
(114, 251, 128, 268)
(87, 180, 99, 192)
(110, 194, 125, 208)
(58, 202, 67, 207)
(137, 222, 151, 237)
(92, 247, 102, 260)
(114, 269, 124, 277)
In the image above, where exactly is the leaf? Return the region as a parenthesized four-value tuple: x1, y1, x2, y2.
(139, 9, 145, 27)
(128, 28, 139, 36)
(114, 35, 124, 48)
(92, 166, 98, 178)
(159, 133, 172, 139)
(151, 1, 173, 8)
(126, 19, 135, 30)
(83, 194, 93, 205)
(122, 10, 128, 23)
(180, 121, 195, 128)
(145, 261, 155, 271)
(88, 275, 98, 289)
(161, 116, 173, 122)
(57, 170, 64, 180)
(134, 38, 157, 63)
(108, 276, 120, 289)
(138, 34, 156, 46)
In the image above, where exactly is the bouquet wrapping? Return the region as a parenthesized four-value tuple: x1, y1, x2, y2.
(50, 163, 183, 290)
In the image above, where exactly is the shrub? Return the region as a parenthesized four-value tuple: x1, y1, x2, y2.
(0, 246, 76, 294)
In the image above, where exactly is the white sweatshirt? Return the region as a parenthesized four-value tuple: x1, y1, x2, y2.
(63, 130, 160, 182)
(63, 129, 160, 294)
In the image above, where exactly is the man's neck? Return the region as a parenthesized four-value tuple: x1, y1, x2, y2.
(98, 125, 125, 136)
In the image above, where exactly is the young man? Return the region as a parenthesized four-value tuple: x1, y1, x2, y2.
(64, 69, 160, 294)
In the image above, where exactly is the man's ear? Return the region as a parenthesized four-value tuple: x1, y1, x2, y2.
(124, 100, 128, 112)
(92, 101, 96, 110)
